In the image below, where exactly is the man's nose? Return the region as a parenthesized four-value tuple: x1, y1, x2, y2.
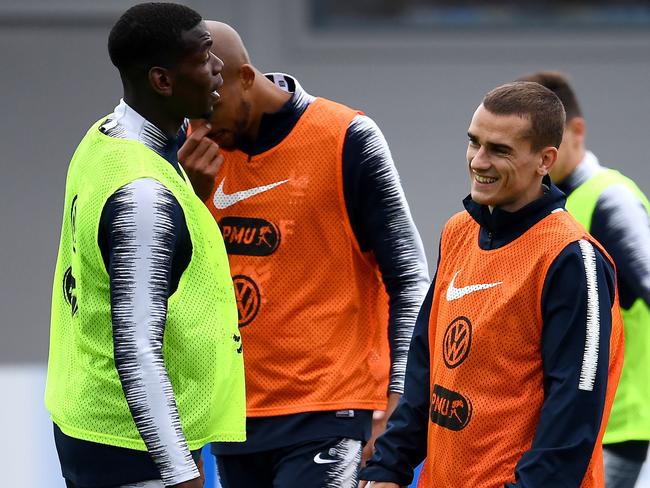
(469, 147, 490, 170)
(211, 52, 224, 74)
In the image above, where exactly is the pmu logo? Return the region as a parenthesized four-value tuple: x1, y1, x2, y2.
(233, 275, 260, 327)
(220, 217, 280, 256)
(63, 266, 78, 317)
(443, 316, 472, 369)
(430, 384, 472, 431)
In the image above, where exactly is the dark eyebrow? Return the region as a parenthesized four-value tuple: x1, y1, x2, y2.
(467, 132, 512, 153)
(196, 28, 212, 47)
(487, 142, 512, 153)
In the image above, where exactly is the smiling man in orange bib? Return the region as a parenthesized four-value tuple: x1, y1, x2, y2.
(360, 82, 624, 488)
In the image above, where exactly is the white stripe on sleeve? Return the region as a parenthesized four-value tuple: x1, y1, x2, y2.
(578, 239, 600, 392)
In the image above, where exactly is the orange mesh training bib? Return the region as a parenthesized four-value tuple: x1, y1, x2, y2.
(204, 98, 390, 416)
(418, 210, 624, 488)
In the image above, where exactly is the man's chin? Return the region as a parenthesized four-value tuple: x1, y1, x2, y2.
(470, 190, 496, 207)
(209, 131, 236, 150)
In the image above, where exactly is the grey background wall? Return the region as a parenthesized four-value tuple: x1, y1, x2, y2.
(1, 0, 649, 363)
(1, 1, 650, 485)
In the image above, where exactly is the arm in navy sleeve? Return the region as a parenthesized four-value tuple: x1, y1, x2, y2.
(99, 178, 197, 486)
(342, 114, 430, 394)
(360, 258, 437, 485)
(507, 240, 616, 488)
(590, 184, 650, 309)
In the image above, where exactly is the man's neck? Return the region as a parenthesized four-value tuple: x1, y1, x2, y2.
(557, 147, 587, 184)
(123, 94, 182, 138)
(246, 77, 292, 143)
(557, 150, 599, 195)
(259, 75, 293, 113)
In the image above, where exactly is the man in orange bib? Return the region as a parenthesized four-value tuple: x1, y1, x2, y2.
(360, 82, 624, 487)
(178, 21, 429, 488)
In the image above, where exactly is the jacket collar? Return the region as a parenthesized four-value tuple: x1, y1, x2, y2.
(462, 176, 567, 249)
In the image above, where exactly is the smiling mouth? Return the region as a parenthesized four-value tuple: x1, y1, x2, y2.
(474, 173, 498, 184)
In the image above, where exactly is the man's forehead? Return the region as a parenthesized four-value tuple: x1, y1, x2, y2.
(469, 105, 531, 140)
(181, 21, 211, 48)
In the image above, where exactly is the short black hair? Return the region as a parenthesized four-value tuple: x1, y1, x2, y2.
(483, 81, 565, 151)
(108, 2, 203, 79)
(517, 71, 583, 122)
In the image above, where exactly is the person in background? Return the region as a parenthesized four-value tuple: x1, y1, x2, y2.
(519, 70, 650, 488)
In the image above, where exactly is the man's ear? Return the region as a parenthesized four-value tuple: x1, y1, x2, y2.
(538, 146, 559, 176)
(239, 64, 256, 90)
(149, 66, 173, 97)
(567, 117, 586, 138)
(566, 117, 586, 148)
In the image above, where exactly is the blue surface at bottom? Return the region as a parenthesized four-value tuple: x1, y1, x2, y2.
(409, 462, 422, 487)
(202, 444, 219, 488)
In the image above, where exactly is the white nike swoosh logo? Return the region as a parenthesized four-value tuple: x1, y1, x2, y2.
(213, 177, 289, 210)
(313, 452, 339, 464)
(446, 271, 502, 301)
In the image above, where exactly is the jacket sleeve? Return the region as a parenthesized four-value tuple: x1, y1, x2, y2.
(101, 178, 199, 486)
(590, 183, 650, 309)
(506, 240, 616, 487)
(360, 268, 436, 485)
(342, 114, 430, 394)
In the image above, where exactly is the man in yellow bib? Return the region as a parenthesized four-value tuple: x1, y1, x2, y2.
(44, 3, 245, 487)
